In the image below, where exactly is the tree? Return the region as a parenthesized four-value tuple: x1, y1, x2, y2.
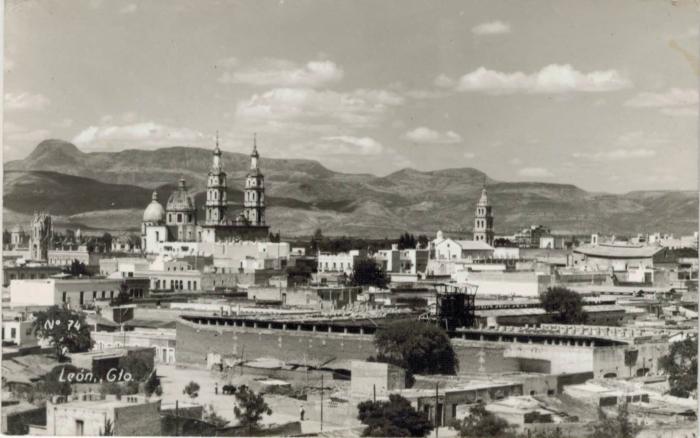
(63, 259, 91, 277)
(539, 287, 587, 324)
(268, 231, 281, 243)
(417, 234, 429, 249)
(310, 228, 324, 252)
(358, 394, 433, 437)
(110, 282, 133, 307)
(100, 381, 124, 399)
(121, 353, 154, 381)
(99, 418, 114, 436)
(371, 320, 458, 377)
(183, 381, 200, 399)
(589, 403, 641, 438)
(398, 233, 417, 250)
(659, 335, 697, 398)
(38, 365, 76, 397)
(32, 306, 93, 360)
(203, 404, 230, 428)
(102, 232, 113, 252)
(233, 385, 272, 432)
(144, 370, 163, 397)
(453, 403, 514, 438)
(3, 230, 11, 245)
(351, 259, 389, 288)
(494, 238, 517, 248)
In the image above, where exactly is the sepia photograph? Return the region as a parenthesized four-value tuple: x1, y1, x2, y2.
(1, 0, 699, 437)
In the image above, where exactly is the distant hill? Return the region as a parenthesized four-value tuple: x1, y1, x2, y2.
(3, 139, 698, 237)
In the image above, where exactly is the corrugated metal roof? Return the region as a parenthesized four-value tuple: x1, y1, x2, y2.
(454, 240, 495, 251)
(574, 244, 662, 259)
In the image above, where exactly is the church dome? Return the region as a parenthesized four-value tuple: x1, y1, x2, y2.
(166, 179, 196, 212)
(143, 191, 165, 223)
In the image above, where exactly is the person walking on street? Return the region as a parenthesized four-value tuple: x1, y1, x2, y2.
(300, 405, 305, 421)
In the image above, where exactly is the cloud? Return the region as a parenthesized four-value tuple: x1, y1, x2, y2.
(219, 58, 344, 88)
(404, 127, 462, 144)
(442, 64, 630, 94)
(661, 107, 699, 117)
(5, 92, 50, 110)
(572, 131, 665, 161)
(517, 167, 554, 178)
(4, 122, 51, 142)
(235, 87, 404, 128)
(52, 118, 74, 128)
(119, 3, 137, 13)
(472, 20, 511, 36)
(72, 122, 205, 150)
(463, 151, 476, 159)
(624, 88, 698, 117)
(573, 149, 657, 160)
(387, 81, 450, 99)
(217, 57, 239, 68)
(318, 136, 384, 155)
(434, 74, 457, 89)
(99, 112, 139, 124)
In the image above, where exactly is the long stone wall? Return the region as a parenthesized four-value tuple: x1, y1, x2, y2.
(176, 319, 523, 375)
(176, 318, 377, 367)
(540, 323, 682, 341)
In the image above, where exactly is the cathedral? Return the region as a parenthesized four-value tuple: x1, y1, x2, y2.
(141, 137, 270, 252)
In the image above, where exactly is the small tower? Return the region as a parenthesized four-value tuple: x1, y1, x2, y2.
(30, 212, 53, 261)
(473, 186, 494, 246)
(243, 134, 265, 226)
(205, 132, 228, 225)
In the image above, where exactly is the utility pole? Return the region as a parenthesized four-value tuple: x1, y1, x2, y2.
(175, 400, 179, 437)
(434, 382, 439, 438)
(320, 374, 324, 432)
(373, 384, 376, 402)
(240, 346, 245, 376)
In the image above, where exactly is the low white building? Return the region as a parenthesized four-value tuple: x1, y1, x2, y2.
(433, 238, 494, 261)
(2, 318, 39, 349)
(374, 244, 429, 275)
(452, 271, 552, 298)
(134, 255, 203, 291)
(99, 257, 151, 277)
(10, 278, 123, 309)
(317, 249, 367, 275)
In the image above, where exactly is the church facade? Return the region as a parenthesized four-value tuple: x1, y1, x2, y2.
(141, 138, 270, 253)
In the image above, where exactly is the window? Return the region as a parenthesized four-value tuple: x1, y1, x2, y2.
(102, 291, 106, 299)
(110, 291, 114, 299)
(10, 328, 16, 339)
(177, 213, 183, 223)
(93, 291, 97, 299)
(62, 292, 67, 303)
(168, 214, 172, 222)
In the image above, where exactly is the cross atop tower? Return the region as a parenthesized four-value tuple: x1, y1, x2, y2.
(213, 130, 221, 156)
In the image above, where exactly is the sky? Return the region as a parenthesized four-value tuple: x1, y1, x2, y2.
(4, 0, 699, 193)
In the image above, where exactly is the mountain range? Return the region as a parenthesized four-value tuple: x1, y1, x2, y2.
(3, 139, 698, 238)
